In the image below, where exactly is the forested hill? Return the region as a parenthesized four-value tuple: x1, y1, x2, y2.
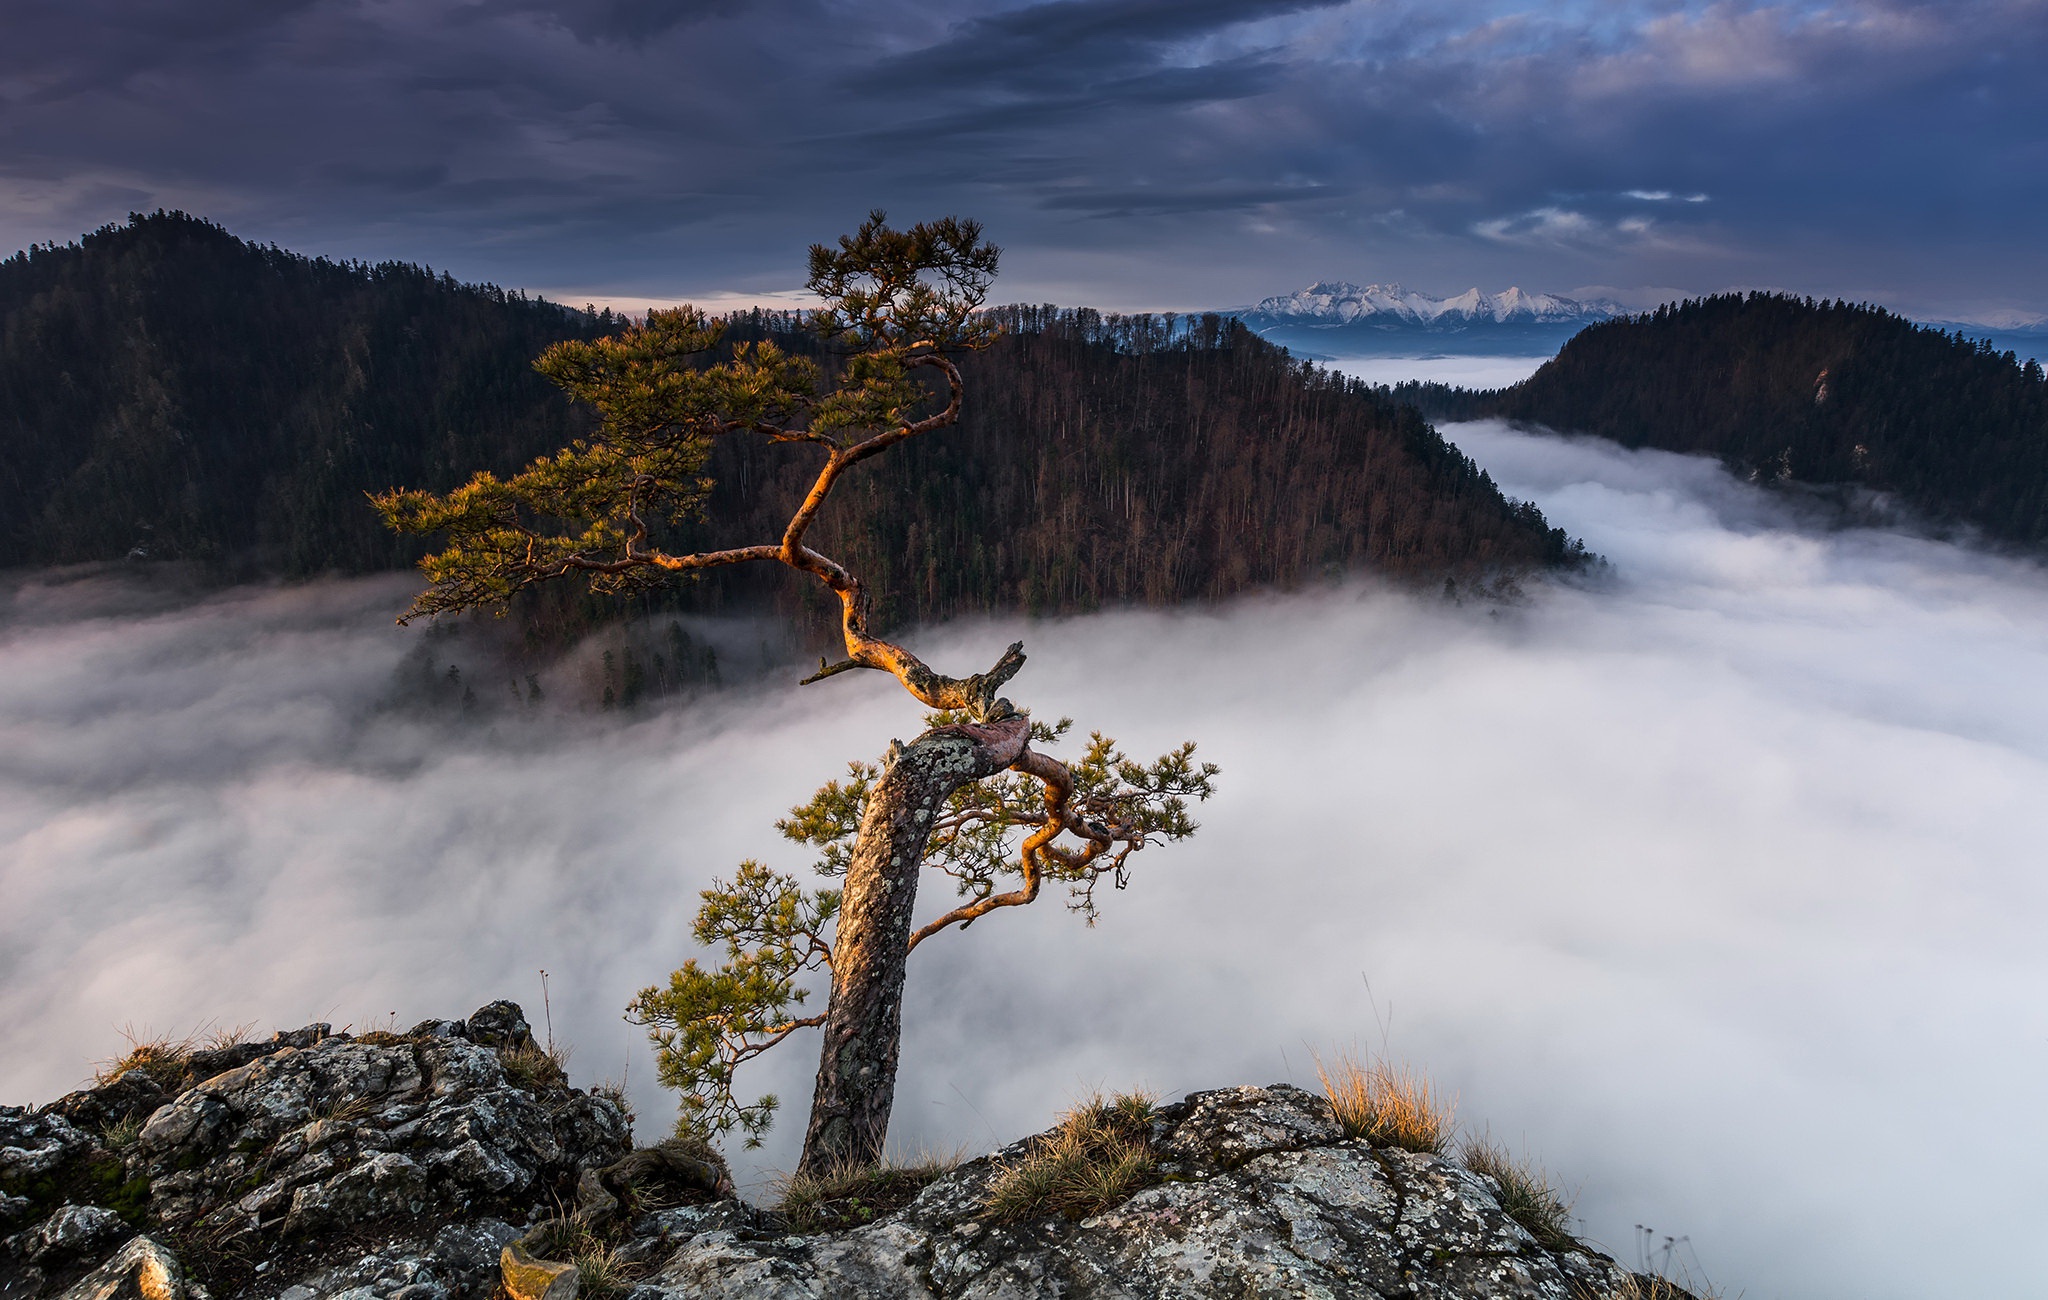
(0, 212, 1581, 626)
(0, 211, 618, 572)
(718, 304, 1582, 632)
(1397, 293, 2048, 547)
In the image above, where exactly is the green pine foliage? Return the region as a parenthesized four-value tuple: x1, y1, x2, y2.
(626, 715, 1215, 1145)
(627, 859, 842, 1145)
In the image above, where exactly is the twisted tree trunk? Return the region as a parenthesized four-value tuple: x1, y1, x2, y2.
(797, 714, 1030, 1175)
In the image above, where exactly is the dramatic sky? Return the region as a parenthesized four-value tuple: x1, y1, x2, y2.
(8, 425, 2048, 1300)
(3, 0, 2045, 320)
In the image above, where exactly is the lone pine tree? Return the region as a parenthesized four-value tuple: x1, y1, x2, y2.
(377, 214, 1216, 1174)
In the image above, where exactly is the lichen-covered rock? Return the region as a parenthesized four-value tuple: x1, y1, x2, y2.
(0, 1106, 150, 1279)
(459, 1005, 534, 1054)
(635, 1085, 1682, 1300)
(5, 1004, 627, 1300)
(133, 1021, 627, 1248)
(10, 1205, 130, 1266)
(40, 1075, 168, 1136)
(0, 1111, 95, 1187)
(7, 1014, 1708, 1300)
(47, 1235, 185, 1300)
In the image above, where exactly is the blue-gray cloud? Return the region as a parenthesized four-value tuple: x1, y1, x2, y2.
(0, 1, 2042, 316)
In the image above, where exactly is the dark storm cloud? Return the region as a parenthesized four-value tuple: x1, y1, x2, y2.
(0, 1, 2043, 315)
(1035, 180, 1341, 217)
(854, 0, 1347, 92)
(473, 0, 749, 47)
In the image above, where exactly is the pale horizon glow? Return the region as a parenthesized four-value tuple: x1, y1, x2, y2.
(1318, 354, 1555, 389)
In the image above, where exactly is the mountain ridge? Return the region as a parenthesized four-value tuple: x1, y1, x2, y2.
(1232, 281, 1624, 358)
(0, 213, 1586, 649)
(1242, 281, 1626, 329)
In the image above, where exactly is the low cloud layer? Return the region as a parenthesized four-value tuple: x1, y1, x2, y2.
(5, 423, 2046, 1298)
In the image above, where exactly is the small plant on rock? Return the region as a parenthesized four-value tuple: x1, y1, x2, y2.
(95, 1028, 196, 1089)
(95, 1021, 258, 1091)
(351, 1012, 413, 1047)
(590, 1079, 637, 1126)
(565, 1226, 646, 1299)
(985, 1092, 1158, 1222)
(1461, 1134, 1578, 1251)
(499, 1042, 571, 1091)
(1315, 1052, 1454, 1154)
(97, 1115, 145, 1151)
(774, 1150, 959, 1234)
(1615, 1274, 1721, 1300)
(307, 1093, 377, 1126)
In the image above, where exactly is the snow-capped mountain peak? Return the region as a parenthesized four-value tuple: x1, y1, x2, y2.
(1249, 281, 1621, 326)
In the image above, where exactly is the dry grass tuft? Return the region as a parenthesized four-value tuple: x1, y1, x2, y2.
(1461, 1134, 1577, 1251)
(499, 1042, 571, 1091)
(309, 1093, 378, 1126)
(775, 1150, 959, 1234)
(1612, 1273, 1724, 1300)
(96, 1028, 195, 1088)
(566, 1226, 645, 1299)
(95, 1020, 260, 1090)
(590, 1079, 636, 1125)
(1315, 1052, 1454, 1154)
(984, 1092, 1158, 1223)
(198, 1022, 259, 1052)
(97, 1115, 146, 1151)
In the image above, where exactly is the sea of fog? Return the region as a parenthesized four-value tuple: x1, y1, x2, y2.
(6, 420, 2047, 1300)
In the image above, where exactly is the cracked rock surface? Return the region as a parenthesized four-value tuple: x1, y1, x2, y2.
(6, 1016, 1698, 1300)
(2, 1003, 627, 1300)
(642, 1085, 1672, 1300)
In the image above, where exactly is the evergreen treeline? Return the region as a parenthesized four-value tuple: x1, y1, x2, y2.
(678, 304, 1582, 635)
(1398, 293, 2048, 545)
(0, 212, 1580, 634)
(0, 211, 615, 570)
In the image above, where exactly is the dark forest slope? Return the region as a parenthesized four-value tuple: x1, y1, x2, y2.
(0, 213, 1580, 629)
(0, 212, 613, 572)
(1400, 294, 2048, 546)
(704, 305, 1581, 632)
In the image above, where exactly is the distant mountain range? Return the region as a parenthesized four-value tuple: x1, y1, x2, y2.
(1234, 282, 1627, 357)
(1235, 280, 2048, 364)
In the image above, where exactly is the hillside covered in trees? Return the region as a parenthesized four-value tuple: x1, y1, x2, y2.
(0, 212, 1582, 633)
(1396, 293, 2048, 547)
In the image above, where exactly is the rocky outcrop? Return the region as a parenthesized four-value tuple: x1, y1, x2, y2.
(4, 1010, 1696, 1300)
(3, 1003, 630, 1300)
(637, 1085, 1666, 1300)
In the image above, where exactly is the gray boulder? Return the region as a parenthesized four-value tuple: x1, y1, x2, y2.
(48, 1236, 186, 1300)
(4, 1003, 628, 1300)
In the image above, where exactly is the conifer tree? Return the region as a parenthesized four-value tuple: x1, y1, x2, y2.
(377, 214, 1216, 1173)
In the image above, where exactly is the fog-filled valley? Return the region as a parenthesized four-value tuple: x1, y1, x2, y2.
(6, 421, 2046, 1300)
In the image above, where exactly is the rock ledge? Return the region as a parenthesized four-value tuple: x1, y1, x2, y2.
(4, 1008, 1694, 1300)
